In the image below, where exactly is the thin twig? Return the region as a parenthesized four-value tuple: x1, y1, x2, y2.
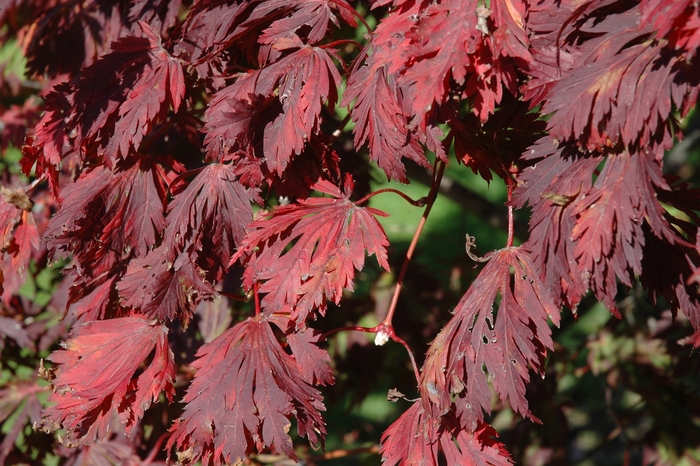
(355, 188, 427, 207)
(382, 159, 445, 327)
(306, 444, 380, 465)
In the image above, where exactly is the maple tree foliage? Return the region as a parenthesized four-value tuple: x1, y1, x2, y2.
(1, 0, 700, 464)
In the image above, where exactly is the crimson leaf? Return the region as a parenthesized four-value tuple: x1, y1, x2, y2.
(420, 247, 560, 430)
(380, 402, 512, 466)
(41, 316, 175, 446)
(231, 176, 390, 324)
(167, 316, 326, 465)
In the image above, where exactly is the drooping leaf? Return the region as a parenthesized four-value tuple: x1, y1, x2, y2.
(380, 402, 512, 466)
(60, 21, 185, 166)
(204, 46, 341, 174)
(45, 155, 173, 275)
(258, 0, 356, 48)
(41, 316, 175, 446)
(342, 65, 427, 182)
(231, 176, 390, 324)
(22, 0, 132, 77)
(117, 245, 215, 323)
(167, 317, 326, 465)
(420, 247, 560, 430)
(285, 326, 335, 386)
(511, 140, 602, 309)
(163, 163, 254, 281)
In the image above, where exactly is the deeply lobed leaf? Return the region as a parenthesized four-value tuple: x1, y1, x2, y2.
(380, 402, 512, 466)
(42, 316, 175, 446)
(167, 317, 327, 465)
(231, 176, 390, 324)
(420, 247, 560, 429)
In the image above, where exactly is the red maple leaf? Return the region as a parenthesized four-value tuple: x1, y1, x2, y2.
(342, 65, 427, 182)
(511, 140, 602, 309)
(57, 21, 185, 166)
(22, 0, 132, 77)
(258, 0, 357, 48)
(420, 247, 559, 430)
(42, 316, 175, 446)
(117, 245, 215, 323)
(398, 0, 518, 126)
(231, 176, 390, 324)
(640, 0, 700, 56)
(490, 0, 532, 64)
(20, 84, 75, 198)
(0, 186, 40, 279)
(380, 402, 512, 466)
(167, 316, 326, 465)
(163, 163, 254, 281)
(204, 46, 340, 175)
(285, 325, 335, 386)
(45, 155, 174, 276)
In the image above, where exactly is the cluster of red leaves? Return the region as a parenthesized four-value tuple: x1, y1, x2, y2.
(0, 0, 699, 464)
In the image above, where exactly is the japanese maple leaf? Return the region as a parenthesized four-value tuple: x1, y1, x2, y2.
(284, 326, 335, 386)
(534, 3, 699, 151)
(258, 0, 356, 48)
(163, 163, 254, 281)
(342, 65, 428, 182)
(41, 316, 175, 446)
(490, 0, 532, 63)
(640, 0, 700, 55)
(117, 245, 215, 324)
(380, 402, 512, 466)
(167, 316, 326, 465)
(571, 149, 675, 309)
(231, 176, 390, 324)
(45, 155, 173, 274)
(399, 0, 484, 126)
(22, 0, 133, 77)
(67, 273, 120, 322)
(67, 21, 184, 166)
(510, 140, 602, 310)
(204, 46, 340, 174)
(0, 186, 39, 278)
(420, 247, 560, 430)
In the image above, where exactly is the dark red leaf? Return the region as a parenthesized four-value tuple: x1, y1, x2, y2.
(231, 176, 390, 324)
(117, 245, 215, 323)
(167, 317, 326, 465)
(46, 22, 186, 166)
(204, 46, 340, 175)
(420, 247, 559, 430)
(380, 402, 512, 466)
(22, 1, 132, 77)
(285, 327, 335, 386)
(259, 0, 356, 47)
(164, 163, 254, 281)
(342, 65, 427, 182)
(42, 316, 175, 446)
(45, 155, 172, 273)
